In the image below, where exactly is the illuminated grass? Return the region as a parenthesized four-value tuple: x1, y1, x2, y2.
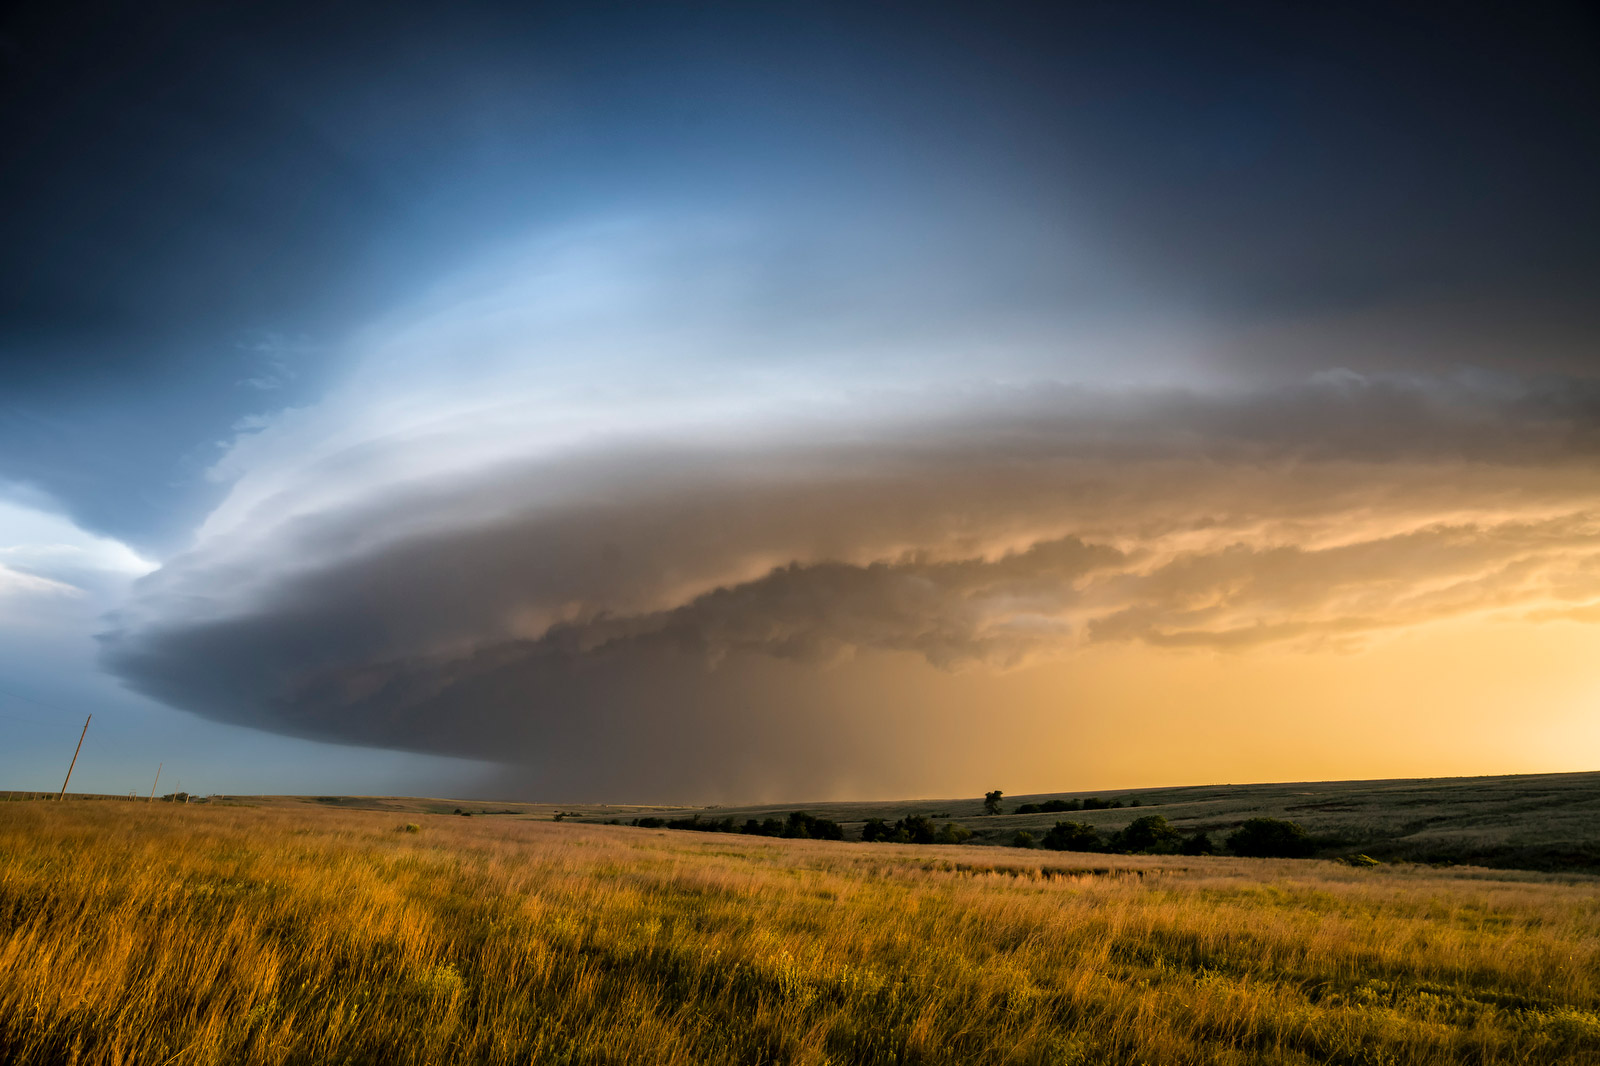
(1, 803, 1596, 1064)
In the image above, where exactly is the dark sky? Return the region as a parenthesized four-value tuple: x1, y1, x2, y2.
(3, 1, 1599, 800)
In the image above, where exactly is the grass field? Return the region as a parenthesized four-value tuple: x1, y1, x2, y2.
(3, 801, 1598, 1065)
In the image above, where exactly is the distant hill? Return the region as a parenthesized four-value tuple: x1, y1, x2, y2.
(41, 769, 1595, 873)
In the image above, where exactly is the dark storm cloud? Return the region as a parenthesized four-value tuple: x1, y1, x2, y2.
(99, 372, 1600, 797)
(5, 0, 1600, 552)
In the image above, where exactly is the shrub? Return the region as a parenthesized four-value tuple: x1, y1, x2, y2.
(1017, 798, 1083, 814)
(1179, 831, 1215, 855)
(688, 813, 844, 839)
(666, 815, 738, 832)
(1344, 853, 1381, 867)
(934, 822, 972, 845)
(1011, 830, 1036, 849)
(861, 815, 969, 845)
(681, 813, 849, 837)
(1227, 818, 1314, 858)
(1111, 815, 1181, 854)
(402, 823, 421, 834)
(1041, 821, 1103, 852)
(782, 811, 844, 840)
(860, 818, 892, 842)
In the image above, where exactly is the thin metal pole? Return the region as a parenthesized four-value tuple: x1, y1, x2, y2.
(56, 715, 90, 801)
(148, 763, 162, 803)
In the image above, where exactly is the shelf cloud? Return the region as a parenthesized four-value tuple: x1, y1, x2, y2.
(100, 369, 1600, 797)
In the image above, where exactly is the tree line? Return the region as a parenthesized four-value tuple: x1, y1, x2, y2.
(1011, 814, 1315, 858)
(861, 815, 972, 844)
(628, 810, 979, 845)
(1013, 796, 1139, 814)
(620, 789, 1319, 859)
(629, 811, 846, 840)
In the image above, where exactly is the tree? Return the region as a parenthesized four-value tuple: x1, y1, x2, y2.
(1227, 818, 1314, 858)
(984, 790, 1004, 816)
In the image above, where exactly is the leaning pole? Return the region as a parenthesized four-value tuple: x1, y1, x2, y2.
(57, 715, 90, 801)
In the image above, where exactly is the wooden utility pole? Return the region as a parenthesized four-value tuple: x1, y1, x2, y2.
(148, 763, 162, 803)
(56, 715, 90, 801)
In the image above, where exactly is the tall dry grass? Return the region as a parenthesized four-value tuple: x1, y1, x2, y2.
(1, 801, 1597, 1065)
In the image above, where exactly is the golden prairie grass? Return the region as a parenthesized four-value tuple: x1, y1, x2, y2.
(1, 802, 1597, 1065)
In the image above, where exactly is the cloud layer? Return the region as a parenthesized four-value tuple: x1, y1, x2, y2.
(0, 492, 155, 627)
(98, 370, 1600, 798)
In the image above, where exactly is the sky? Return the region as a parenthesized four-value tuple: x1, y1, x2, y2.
(2, 1, 1599, 802)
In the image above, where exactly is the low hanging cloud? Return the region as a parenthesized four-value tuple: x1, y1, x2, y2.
(100, 371, 1600, 798)
(0, 492, 157, 630)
